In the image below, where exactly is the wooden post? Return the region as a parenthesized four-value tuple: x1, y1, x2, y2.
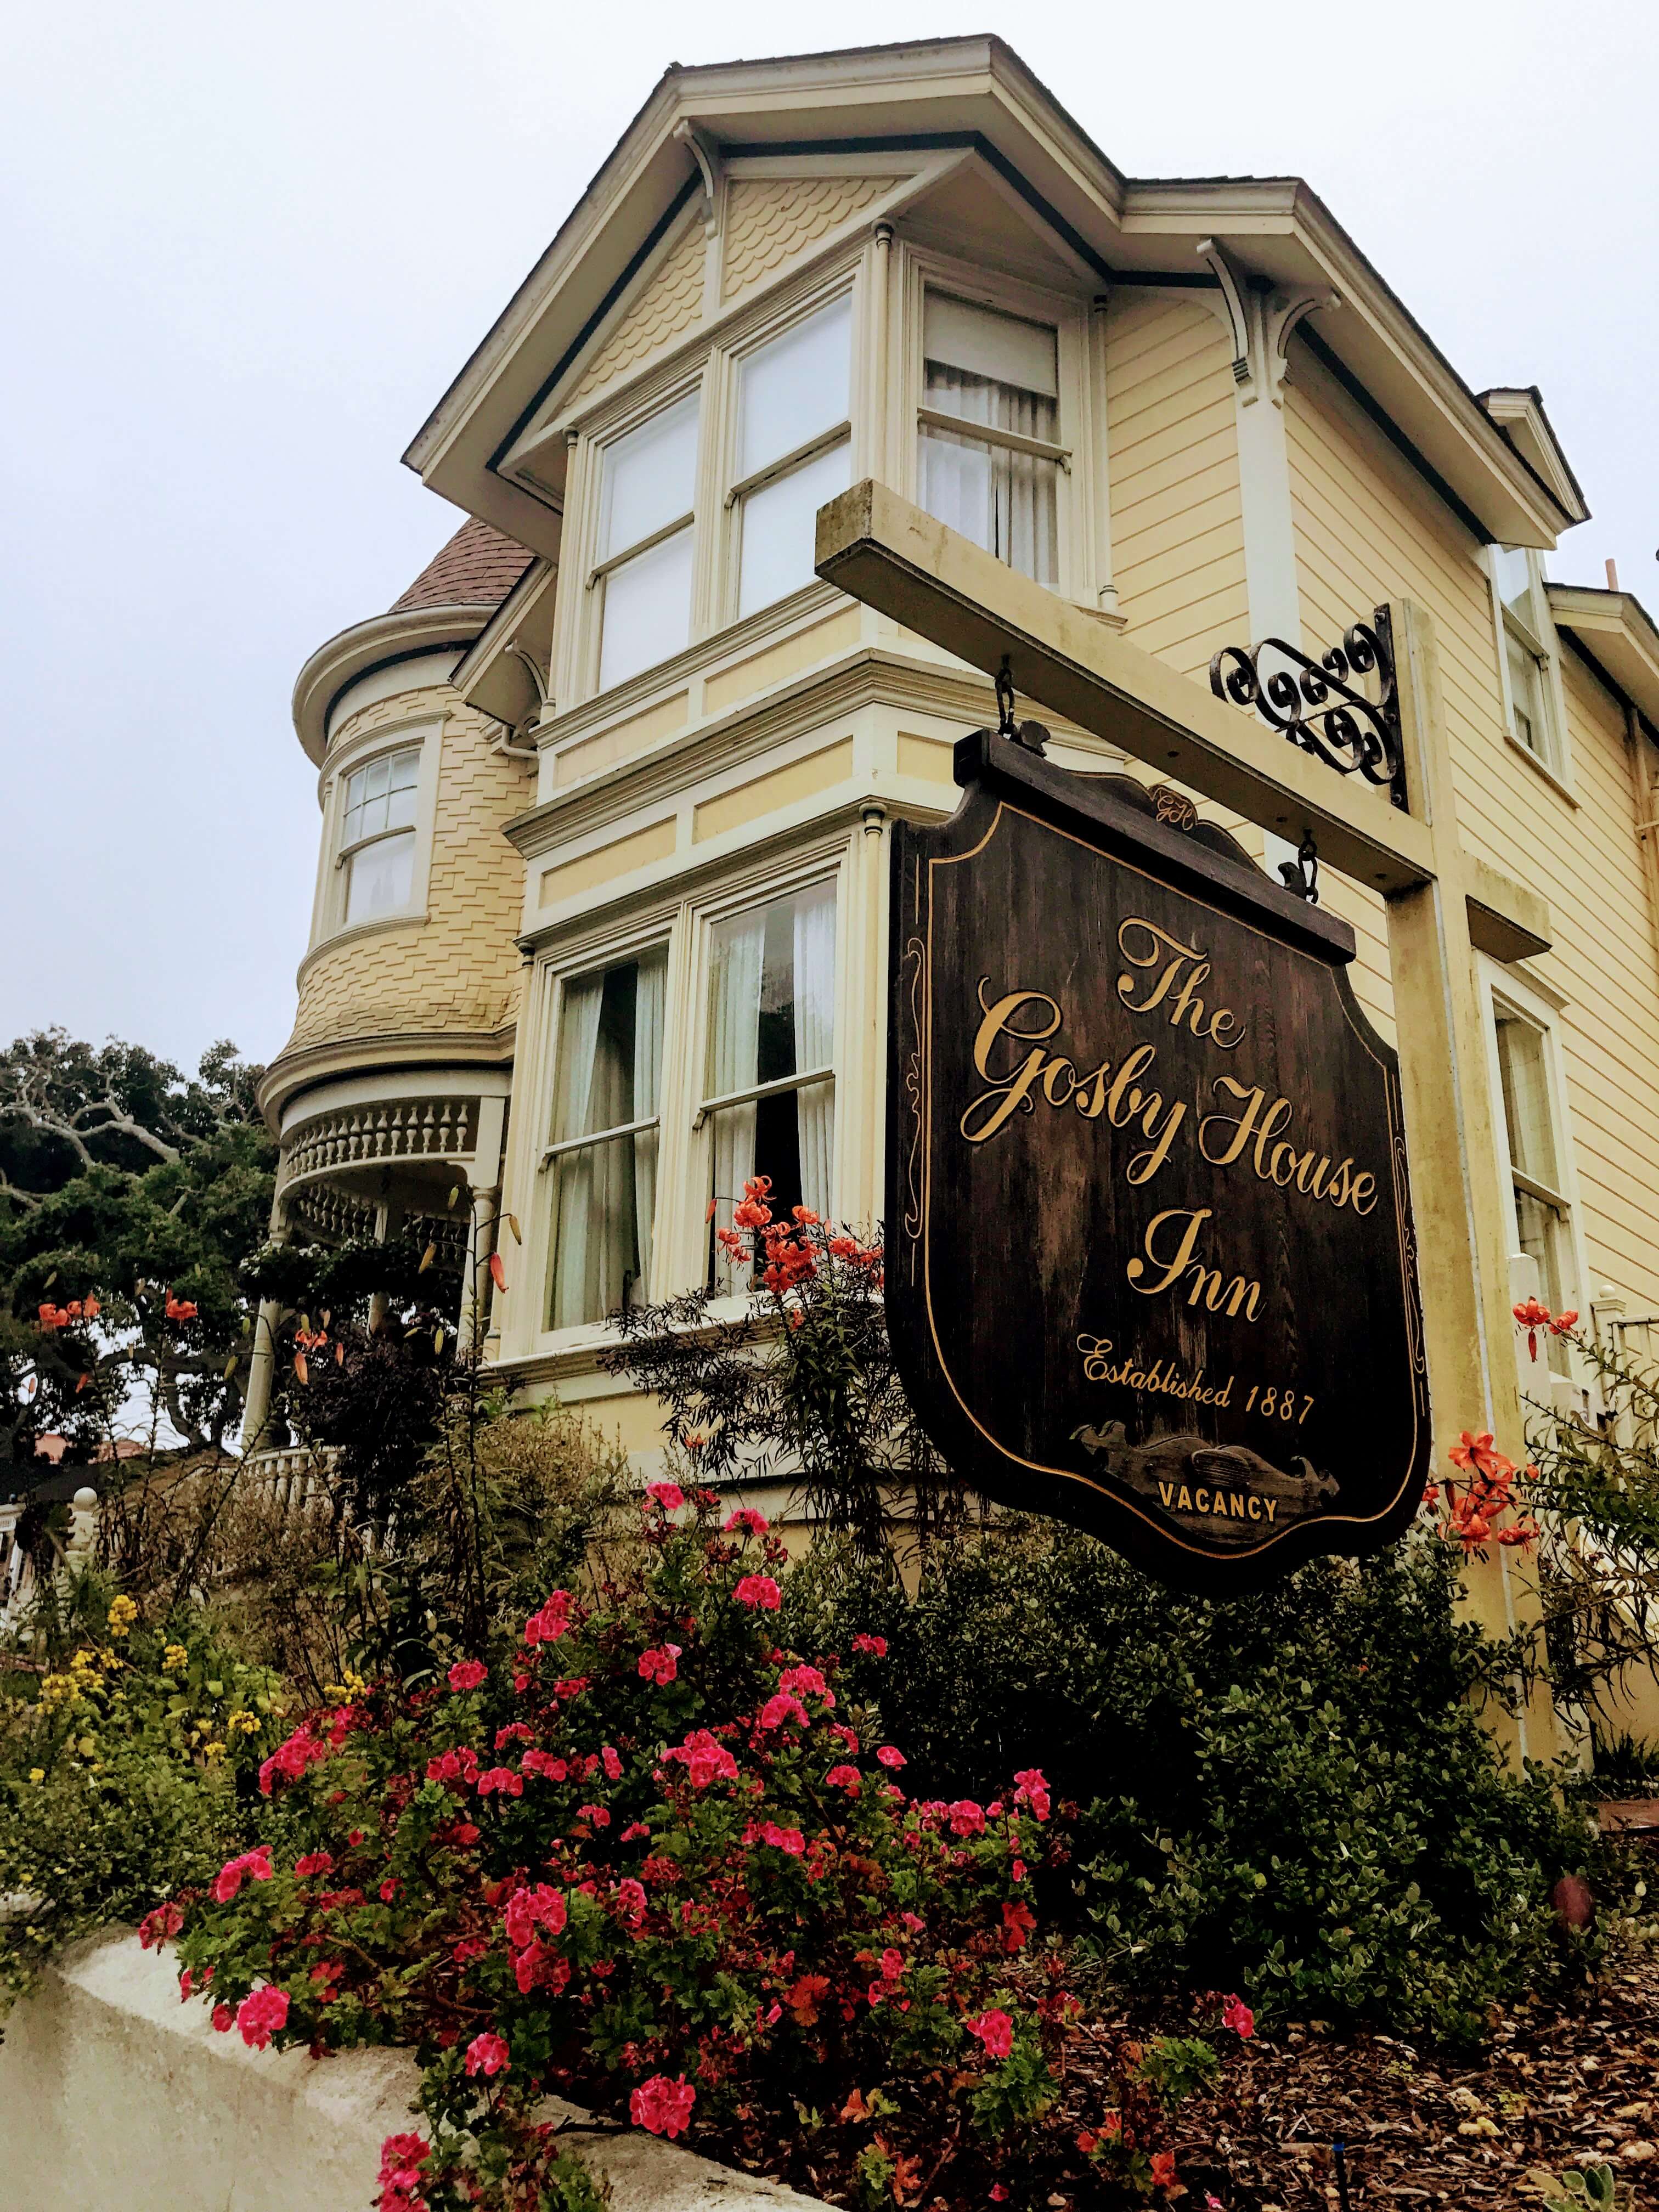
(1386, 600, 1558, 1762)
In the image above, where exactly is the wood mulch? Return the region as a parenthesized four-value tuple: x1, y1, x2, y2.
(1156, 1936, 1659, 2208)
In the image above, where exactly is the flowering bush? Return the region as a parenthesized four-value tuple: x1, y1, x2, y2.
(163, 1487, 1203, 2207)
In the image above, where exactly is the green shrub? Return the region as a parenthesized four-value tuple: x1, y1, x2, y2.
(786, 1522, 1593, 2047)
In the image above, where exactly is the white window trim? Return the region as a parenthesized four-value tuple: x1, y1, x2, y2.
(519, 911, 690, 1359)
(556, 258, 868, 715)
(1478, 955, 1595, 1411)
(895, 240, 1096, 610)
(505, 837, 855, 1364)
(1487, 546, 1576, 800)
(309, 715, 443, 950)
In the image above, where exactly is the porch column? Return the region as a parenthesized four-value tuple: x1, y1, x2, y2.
(239, 1182, 290, 1457)
(461, 1096, 509, 1352)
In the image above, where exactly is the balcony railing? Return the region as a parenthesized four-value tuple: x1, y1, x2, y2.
(281, 1097, 481, 1194)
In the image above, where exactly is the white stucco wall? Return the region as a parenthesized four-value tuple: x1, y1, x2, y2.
(0, 1928, 825, 2212)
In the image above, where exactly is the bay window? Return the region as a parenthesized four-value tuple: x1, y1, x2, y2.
(593, 394, 700, 692)
(918, 291, 1062, 587)
(338, 746, 420, 925)
(731, 295, 853, 619)
(543, 947, 668, 1328)
(699, 883, 836, 1282)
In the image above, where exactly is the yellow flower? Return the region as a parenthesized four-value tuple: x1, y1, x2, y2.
(162, 1646, 188, 1674)
(226, 1710, 261, 1738)
(202, 1741, 227, 1762)
(106, 1596, 137, 1638)
(325, 1670, 368, 1702)
(27, 1769, 43, 1785)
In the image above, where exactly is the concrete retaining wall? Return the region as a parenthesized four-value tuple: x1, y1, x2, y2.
(0, 1928, 825, 2212)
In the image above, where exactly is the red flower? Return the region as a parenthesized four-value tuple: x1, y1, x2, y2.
(723, 1508, 769, 1535)
(760, 1691, 810, 1731)
(1001, 1900, 1037, 1951)
(1150, 2150, 1178, 2187)
(663, 1729, 739, 1788)
(521, 1749, 567, 1781)
(447, 1659, 487, 1692)
(630, 2073, 696, 2138)
(475, 1767, 523, 1798)
(1013, 1768, 1052, 1821)
(966, 2008, 1014, 2058)
(1221, 1993, 1255, 2038)
(211, 2002, 234, 2032)
(163, 1290, 198, 1322)
(825, 1763, 862, 1794)
(138, 1901, 184, 1949)
(235, 1984, 290, 2051)
(645, 1480, 685, 1512)
(851, 1633, 887, 1657)
(947, 1798, 987, 1837)
(465, 2032, 510, 2078)
(212, 1846, 274, 1903)
(488, 1251, 508, 1294)
(733, 1574, 782, 1610)
(637, 1644, 681, 1685)
(377, 2131, 431, 2212)
(524, 1590, 573, 1646)
(1551, 1308, 1579, 1335)
(504, 1882, 567, 1948)
(876, 1744, 906, 1769)
(294, 1850, 335, 1879)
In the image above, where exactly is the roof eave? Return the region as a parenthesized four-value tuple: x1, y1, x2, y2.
(291, 603, 494, 766)
(1547, 585, 1659, 732)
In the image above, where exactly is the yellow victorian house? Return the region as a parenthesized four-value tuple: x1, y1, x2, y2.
(248, 36, 1659, 1483)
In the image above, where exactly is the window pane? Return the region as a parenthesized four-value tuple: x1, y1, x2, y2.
(919, 413, 1058, 586)
(1494, 545, 1534, 619)
(739, 295, 852, 478)
(599, 525, 694, 691)
(344, 830, 415, 924)
(601, 393, 699, 561)
(924, 294, 1058, 397)
(1515, 1188, 1571, 1375)
(1506, 631, 1550, 761)
(706, 884, 836, 1280)
(737, 437, 850, 619)
(546, 950, 667, 1328)
(1495, 1012, 1559, 1189)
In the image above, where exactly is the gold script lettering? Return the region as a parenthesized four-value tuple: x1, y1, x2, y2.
(1116, 918, 1246, 1050)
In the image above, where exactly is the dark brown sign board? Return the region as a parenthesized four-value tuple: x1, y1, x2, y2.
(887, 729, 1431, 1593)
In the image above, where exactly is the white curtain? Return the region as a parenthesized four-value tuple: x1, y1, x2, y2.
(919, 365, 1058, 588)
(708, 913, 765, 1284)
(631, 952, 667, 1297)
(548, 975, 605, 1330)
(792, 885, 836, 1218)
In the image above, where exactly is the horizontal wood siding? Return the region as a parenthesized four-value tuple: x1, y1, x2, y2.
(1105, 295, 1246, 682)
(1287, 348, 1659, 1313)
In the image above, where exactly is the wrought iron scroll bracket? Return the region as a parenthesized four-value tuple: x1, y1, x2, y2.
(1209, 605, 1407, 811)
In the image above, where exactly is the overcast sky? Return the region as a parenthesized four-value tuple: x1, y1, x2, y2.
(4, 1, 1654, 1079)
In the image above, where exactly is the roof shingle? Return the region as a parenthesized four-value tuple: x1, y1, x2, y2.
(390, 516, 535, 614)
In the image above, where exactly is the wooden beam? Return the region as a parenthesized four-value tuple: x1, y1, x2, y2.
(817, 478, 1434, 895)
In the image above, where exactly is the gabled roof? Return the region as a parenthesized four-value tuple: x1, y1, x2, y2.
(403, 35, 1581, 564)
(1479, 388, 1590, 528)
(1548, 584, 1659, 738)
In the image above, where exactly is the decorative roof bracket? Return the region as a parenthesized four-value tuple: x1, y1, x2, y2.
(1197, 237, 1339, 409)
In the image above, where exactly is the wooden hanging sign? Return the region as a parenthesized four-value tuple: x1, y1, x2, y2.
(886, 728, 1431, 1592)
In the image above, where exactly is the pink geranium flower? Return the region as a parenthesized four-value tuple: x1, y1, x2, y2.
(630, 2073, 696, 2138)
(645, 1480, 685, 1512)
(138, 1901, 184, 1949)
(825, 1763, 862, 1794)
(447, 1658, 487, 1691)
(212, 1846, 274, 1904)
(663, 1728, 739, 1788)
(1221, 1993, 1255, 2039)
(851, 1633, 887, 1656)
(947, 1799, 987, 1837)
(733, 1574, 781, 1610)
(1013, 1768, 1052, 1822)
(723, 1507, 769, 1535)
(637, 1643, 681, 1685)
(759, 1690, 809, 1731)
(465, 2032, 510, 2077)
(876, 1745, 906, 1769)
(504, 1882, 567, 1948)
(235, 1984, 290, 2051)
(966, 2008, 1014, 2058)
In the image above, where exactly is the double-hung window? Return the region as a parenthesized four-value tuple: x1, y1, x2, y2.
(1491, 996, 1577, 1379)
(338, 746, 420, 926)
(543, 948, 668, 1328)
(1492, 546, 1562, 772)
(918, 291, 1063, 588)
(592, 394, 700, 693)
(730, 295, 853, 619)
(698, 882, 836, 1282)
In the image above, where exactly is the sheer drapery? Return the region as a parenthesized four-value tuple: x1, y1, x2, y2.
(708, 913, 765, 1282)
(792, 884, 836, 1217)
(548, 974, 605, 1330)
(919, 363, 1058, 587)
(631, 951, 667, 1289)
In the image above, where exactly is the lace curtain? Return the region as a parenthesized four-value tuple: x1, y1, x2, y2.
(918, 363, 1058, 587)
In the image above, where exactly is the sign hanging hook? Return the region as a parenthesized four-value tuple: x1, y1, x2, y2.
(994, 656, 1050, 757)
(1277, 830, 1321, 905)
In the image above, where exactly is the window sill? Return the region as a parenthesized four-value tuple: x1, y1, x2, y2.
(300, 908, 428, 973)
(1504, 727, 1578, 808)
